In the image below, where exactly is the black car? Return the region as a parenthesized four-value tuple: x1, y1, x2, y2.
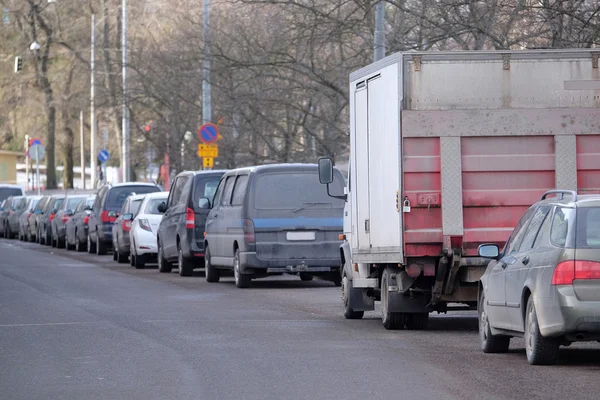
(88, 182, 161, 255)
(38, 195, 66, 245)
(65, 195, 96, 251)
(51, 194, 88, 248)
(157, 170, 225, 276)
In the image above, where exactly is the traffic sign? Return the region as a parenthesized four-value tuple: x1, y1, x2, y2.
(203, 157, 214, 168)
(98, 149, 110, 163)
(198, 123, 219, 144)
(197, 143, 219, 158)
(30, 137, 42, 146)
(29, 143, 45, 161)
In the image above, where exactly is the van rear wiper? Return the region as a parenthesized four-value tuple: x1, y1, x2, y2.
(292, 202, 331, 213)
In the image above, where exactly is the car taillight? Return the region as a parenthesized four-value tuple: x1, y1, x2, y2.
(139, 219, 152, 232)
(185, 208, 195, 229)
(101, 210, 117, 223)
(83, 215, 90, 225)
(552, 260, 600, 285)
(122, 220, 132, 232)
(62, 215, 71, 223)
(243, 219, 255, 244)
(49, 213, 56, 222)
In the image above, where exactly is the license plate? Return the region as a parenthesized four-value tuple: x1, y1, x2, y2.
(286, 231, 315, 241)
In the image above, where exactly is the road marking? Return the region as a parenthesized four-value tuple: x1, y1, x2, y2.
(0, 321, 100, 327)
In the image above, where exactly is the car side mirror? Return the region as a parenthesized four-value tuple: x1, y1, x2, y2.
(108, 211, 119, 218)
(52, 208, 58, 214)
(157, 202, 167, 213)
(478, 244, 500, 259)
(318, 157, 333, 184)
(122, 213, 133, 221)
(66, 209, 74, 216)
(198, 197, 211, 209)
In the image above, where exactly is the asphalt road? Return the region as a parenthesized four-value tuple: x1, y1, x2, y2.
(1, 238, 600, 400)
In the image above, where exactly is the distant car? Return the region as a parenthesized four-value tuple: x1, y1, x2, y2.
(65, 195, 96, 251)
(203, 164, 345, 288)
(28, 195, 50, 242)
(112, 193, 146, 263)
(88, 182, 161, 255)
(51, 194, 88, 248)
(6, 196, 28, 239)
(0, 196, 26, 238)
(478, 190, 600, 365)
(18, 196, 42, 241)
(37, 195, 66, 246)
(156, 170, 226, 276)
(129, 192, 169, 268)
(0, 184, 24, 204)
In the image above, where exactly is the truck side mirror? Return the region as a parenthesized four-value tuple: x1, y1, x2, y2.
(318, 158, 334, 184)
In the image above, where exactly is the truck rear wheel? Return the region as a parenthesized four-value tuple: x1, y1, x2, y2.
(381, 267, 405, 330)
(406, 313, 429, 330)
(342, 272, 364, 320)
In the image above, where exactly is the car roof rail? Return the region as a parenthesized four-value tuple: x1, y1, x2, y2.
(540, 190, 578, 202)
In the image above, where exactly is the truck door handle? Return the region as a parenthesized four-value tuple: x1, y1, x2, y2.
(522, 256, 530, 266)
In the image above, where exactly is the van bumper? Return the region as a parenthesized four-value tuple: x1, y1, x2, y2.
(239, 251, 340, 273)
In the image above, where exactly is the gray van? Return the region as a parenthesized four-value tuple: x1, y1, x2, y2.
(204, 163, 345, 288)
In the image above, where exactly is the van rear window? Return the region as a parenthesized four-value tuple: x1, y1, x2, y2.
(0, 188, 23, 202)
(253, 171, 345, 210)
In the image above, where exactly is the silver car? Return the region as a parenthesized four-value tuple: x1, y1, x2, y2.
(478, 190, 600, 365)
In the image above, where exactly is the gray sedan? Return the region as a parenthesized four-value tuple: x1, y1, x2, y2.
(478, 190, 600, 365)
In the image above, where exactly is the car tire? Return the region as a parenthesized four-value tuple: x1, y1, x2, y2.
(134, 253, 146, 269)
(87, 233, 96, 254)
(332, 272, 342, 287)
(157, 239, 172, 273)
(525, 296, 559, 365)
(299, 273, 313, 281)
(405, 313, 429, 330)
(116, 246, 128, 264)
(342, 272, 364, 320)
(479, 291, 511, 353)
(96, 234, 107, 255)
(57, 234, 65, 249)
(178, 244, 194, 277)
(381, 267, 405, 330)
(205, 245, 220, 283)
(233, 249, 251, 288)
(75, 231, 85, 252)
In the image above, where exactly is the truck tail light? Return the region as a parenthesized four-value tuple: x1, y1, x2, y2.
(122, 220, 132, 232)
(243, 219, 255, 244)
(552, 260, 600, 285)
(185, 208, 195, 229)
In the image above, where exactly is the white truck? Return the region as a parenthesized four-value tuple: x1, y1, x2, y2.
(318, 49, 600, 330)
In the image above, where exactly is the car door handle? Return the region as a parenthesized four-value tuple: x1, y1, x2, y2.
(522, 256, 530, 266)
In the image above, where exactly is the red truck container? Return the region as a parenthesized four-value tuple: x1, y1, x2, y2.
(317, 49, 600, 330)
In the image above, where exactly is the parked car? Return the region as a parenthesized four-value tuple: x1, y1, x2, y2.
(478, 190, 600, 365)
(88, 182, 161, 255)
(50, 194, 88, 248)
(129, 192, 169, 268)
(112, 193, 146, 263)
(6, 196, 28, 239)
(156, 170, 226, 276)
(202, 164, 345, 288)
(28, 195, 50, 242)
(0, 196, 26, 238)
(38, 195, 66, 245)
(0, 184, 24, 204)
(18, 195, 42, 241)
(65, 195, 96, 251)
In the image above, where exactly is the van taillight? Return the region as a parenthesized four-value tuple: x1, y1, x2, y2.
(552, 260, 600, 285)
(243, 219, 255, 244)
(185, 208, 195, 229)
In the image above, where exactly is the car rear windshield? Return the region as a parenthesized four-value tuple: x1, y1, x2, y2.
(106, 186, 159, 211)
(66, 197, 85, 211)
(193, 176, 221, 211)
(0, 188, 23, 202)
(575, 207, 600, 248)
(131, 199, 143, 216)
(144, 198, 168, 215)
(253, 171, 345, 210)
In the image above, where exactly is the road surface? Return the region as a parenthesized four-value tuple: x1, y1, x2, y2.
(1, 238, 599, 400)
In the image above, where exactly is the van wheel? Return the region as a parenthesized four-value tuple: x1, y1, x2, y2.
(479, 291, 510, 353)
(299, 273, 313, 281)
(381, 267, 405, 330)
(525, 296, 559, 365)
(178, 244, 194, 277)
(342, 272, 364, 320)
(158, 240, 172, 273)
(233, 249, 251, 288)
(205, 246, 220, 282)
(405, 313, 429, 330)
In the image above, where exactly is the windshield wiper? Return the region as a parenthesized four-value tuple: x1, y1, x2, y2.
(292, 202, 331, 213)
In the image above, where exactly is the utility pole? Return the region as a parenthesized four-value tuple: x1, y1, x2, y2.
(24, 135, 29, 191)
(90, 14, 97, 187)
(202, 0, 211, 124)
(374, 1, 386, 62)
(122, 0, 131, 182)
(80, 110, 85, 189)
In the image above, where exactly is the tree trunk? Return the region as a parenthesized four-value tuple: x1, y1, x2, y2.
(62, 126, 74, 188)
(41, 76, 57, 189)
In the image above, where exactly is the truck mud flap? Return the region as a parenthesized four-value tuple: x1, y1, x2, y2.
(348, 286, 374, 312)
(388, 292, 434, 314)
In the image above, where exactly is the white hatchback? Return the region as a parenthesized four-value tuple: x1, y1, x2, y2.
(129, 192, 169, 268)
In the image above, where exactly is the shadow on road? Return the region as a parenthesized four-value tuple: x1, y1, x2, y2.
(217, 278, 337, 289)
(505, 347, 600, 367)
